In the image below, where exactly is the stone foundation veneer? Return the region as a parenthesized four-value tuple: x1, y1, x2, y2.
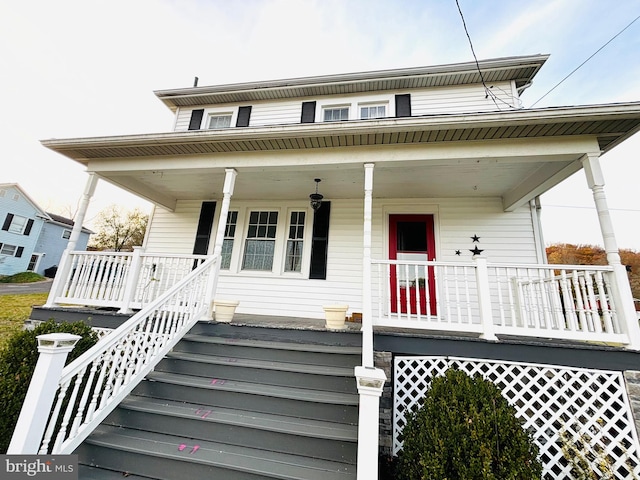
(374, 351, 393, 457)
(624, 371, 640, 440)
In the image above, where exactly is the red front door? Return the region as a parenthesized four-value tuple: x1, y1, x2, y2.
(389, 214, 436, 315)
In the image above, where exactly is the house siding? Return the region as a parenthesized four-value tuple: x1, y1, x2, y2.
(0, 185, 45, 275)
(173, 82, 518, 132)
(145, 196, 536, 319)
(35, 223, 90, 275)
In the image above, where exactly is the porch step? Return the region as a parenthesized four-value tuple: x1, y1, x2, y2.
(79, 425, 356, 480)
(77, 320, 361, 479)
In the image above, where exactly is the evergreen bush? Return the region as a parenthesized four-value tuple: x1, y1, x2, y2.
(0, 320, 98, 453)
(397, 368, 542, 480)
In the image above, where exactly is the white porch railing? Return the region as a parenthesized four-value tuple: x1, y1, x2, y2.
(10, 255, 218, 455)
(373, 258, 630, 346)
(46, 248, 208, 312)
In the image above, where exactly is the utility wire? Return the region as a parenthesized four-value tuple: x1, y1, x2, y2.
(454, 0, 515, 110)
(531, 13, 640, 107)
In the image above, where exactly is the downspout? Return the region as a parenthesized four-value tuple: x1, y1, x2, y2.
(530, 197, 547, 263)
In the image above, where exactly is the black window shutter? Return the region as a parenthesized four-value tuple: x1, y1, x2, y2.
(395, 94, 411, 117)
(193, 202, 217, 256)
(301, 101, 316, 123)
(188, 109, 205, 130)
(16, 246, 24, 258)
(236, 106, 252, 127)
(309, 201, 330, 280)
(24, 219, 34, 236)
(2, 213, 13, 231)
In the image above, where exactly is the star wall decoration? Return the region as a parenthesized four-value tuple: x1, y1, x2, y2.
(455, 250, 461, 256)
(470, 246, 484, 256)
(471, 234, 481, 243)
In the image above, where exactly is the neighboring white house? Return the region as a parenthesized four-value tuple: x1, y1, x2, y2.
(15, 55, 640, 478)
(0, 183, 92, 276)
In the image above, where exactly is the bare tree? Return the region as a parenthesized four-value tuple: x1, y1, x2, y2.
(89, 205, 148, 251)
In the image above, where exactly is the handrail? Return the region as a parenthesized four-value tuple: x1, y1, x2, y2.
(31, 255, 218, 455)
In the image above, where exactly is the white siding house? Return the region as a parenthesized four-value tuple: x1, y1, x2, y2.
(19, 55, 640, 478)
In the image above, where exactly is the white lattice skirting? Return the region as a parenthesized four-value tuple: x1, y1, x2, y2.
(394, 356, 640, 479)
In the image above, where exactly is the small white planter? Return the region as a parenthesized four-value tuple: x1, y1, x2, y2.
(323, 305, 349, 330)
(214, 300, 239, 323)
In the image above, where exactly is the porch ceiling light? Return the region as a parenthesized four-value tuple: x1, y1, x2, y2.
(310, 178, 323, 211)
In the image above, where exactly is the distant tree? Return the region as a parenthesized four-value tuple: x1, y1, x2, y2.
(546, 243, 640, 308)
(89, 205, 148, 251)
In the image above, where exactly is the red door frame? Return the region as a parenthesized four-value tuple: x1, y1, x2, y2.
(389, 214, 437, 315)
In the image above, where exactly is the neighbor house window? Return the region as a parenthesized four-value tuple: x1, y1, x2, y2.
(62, 229, 72, 240)
(221, 211, 238, 270)
(284, 211, 305, 272)
(208, 114, 232, 129)
(0, 243, 17, 256)
(2, 213, 31, 235)
(242, 211, 278, 271)
(360, 104, 386, 119)
(323, 107, 349, 122)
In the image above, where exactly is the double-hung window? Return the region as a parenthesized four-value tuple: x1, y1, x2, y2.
(221, 211, 238, 269)
(0, 243, 17, 256)
(208, 114, 232, 129)
(62, 229, 72, 240)
(323, 107, 349, 122)
(6, 214, 27, 234)
(360, 104, 386, 119)
(242, 211, 278, 271)
(285, 211, 305, 272)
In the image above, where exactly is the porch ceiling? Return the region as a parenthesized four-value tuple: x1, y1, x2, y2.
(41, 102, 640, 211)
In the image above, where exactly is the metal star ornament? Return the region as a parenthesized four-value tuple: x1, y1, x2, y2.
(455, 250, 461, 256)
(470, 246, 484, 256)
(471, 234, 480, 243)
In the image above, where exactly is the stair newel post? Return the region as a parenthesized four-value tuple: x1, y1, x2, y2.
(474, 256, 497, 341)
(118, 246, 145, 314)
(205, 168, 237, 319)
(8, 333, 81, 454)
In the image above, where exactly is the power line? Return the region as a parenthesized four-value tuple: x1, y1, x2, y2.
(531, 14, 640, 108)
(454, 0, 515, 110)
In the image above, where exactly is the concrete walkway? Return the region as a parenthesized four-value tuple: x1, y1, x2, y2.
(0, 279, 53, 295)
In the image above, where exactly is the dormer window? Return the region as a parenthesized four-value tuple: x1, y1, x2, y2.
(323, 107, 349, 122)
(208, 114, 232, 129)
(360, 104, 386, 120)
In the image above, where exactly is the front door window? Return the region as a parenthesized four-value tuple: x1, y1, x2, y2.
(389, 214, 436, 315)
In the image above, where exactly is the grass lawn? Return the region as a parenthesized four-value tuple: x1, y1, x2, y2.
(0, 293, 48, 349)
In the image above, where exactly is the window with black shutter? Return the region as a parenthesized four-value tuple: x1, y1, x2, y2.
(193, 202, 217, 255)
(301, 101, 316, 123)
(188, 109, 205, 130)
(309, 202, 331, 280)
(236, 106, 252, 127)
(395, 94, 412, 117)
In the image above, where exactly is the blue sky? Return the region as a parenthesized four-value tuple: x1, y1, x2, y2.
(1, 0, 639, 249)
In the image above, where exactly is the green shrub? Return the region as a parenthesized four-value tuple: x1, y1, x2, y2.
(397, 368, 542, 480)
(0, 272, 46, 283)
(0, 320, 98, 453)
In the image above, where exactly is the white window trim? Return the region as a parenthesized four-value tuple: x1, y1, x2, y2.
(0, 243, 18, 256)
(7, 214, 28, 234)
(218, 202, 313, 277)
(316, 93, 395, 122)
(203, 106, 240, 129)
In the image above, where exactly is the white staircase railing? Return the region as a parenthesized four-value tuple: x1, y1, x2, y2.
(12, 255, 218, 455)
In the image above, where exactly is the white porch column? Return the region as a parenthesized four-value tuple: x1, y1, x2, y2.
(8, 333, 81, 454)
(118, 246, 145, 314)
(357, 164, 386, 479)
(204, 168, 237, 318)
(582, 153, 640, 349)
(362, 163, 375, 368)
(44, 173, 98, 308)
